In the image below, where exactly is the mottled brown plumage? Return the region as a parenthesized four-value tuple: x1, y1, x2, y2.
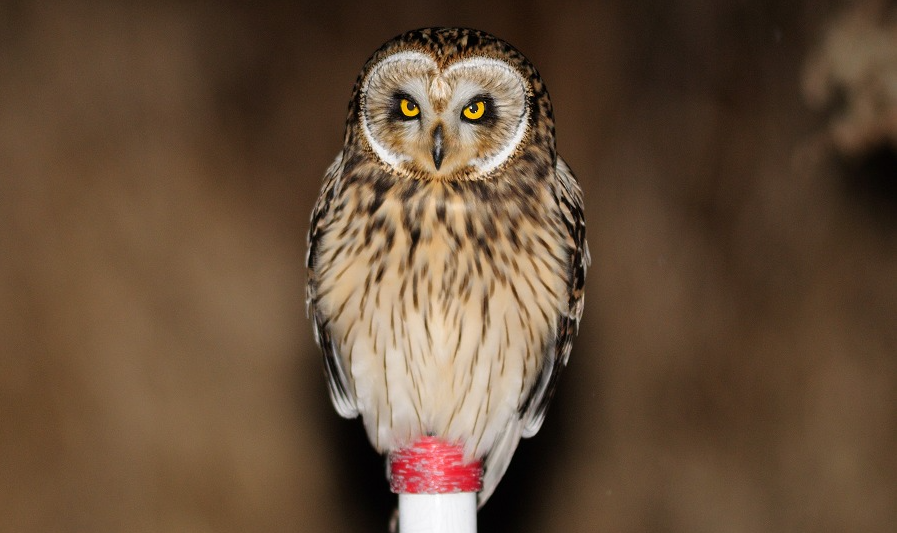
(307, 27, 588, 506)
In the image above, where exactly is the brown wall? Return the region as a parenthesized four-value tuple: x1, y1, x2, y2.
(2, 1, 895, 531)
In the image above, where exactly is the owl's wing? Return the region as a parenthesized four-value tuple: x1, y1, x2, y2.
(521, 155, 590, 438)
(307, 151, 359, 419)
(478, 155, 589, 507)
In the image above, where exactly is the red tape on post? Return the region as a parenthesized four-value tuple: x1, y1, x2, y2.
(389, 437, 483, 494)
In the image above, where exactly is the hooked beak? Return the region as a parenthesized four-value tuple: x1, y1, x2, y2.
(431, 124, 444, 171)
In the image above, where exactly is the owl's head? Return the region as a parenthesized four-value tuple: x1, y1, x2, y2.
(346, 28, 555, 181)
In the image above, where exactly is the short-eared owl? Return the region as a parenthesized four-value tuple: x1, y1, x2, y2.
(307, 27, 589, 505)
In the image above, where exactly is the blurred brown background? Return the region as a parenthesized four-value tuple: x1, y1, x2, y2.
(2, 1, 895, 532)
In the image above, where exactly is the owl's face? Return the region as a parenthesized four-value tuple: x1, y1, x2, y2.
(352, 29, 547, 181)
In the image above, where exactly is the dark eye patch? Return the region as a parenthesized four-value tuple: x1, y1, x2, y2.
(391, 92, 420, 121)
(460, 95, 498, 126)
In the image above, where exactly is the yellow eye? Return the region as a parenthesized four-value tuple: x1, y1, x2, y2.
(400, 98, 420, 118)
(462, 100, 486, 120)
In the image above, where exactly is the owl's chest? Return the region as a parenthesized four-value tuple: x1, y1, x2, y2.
(321, 189, 488, 309)
(315, 180, 566, 360)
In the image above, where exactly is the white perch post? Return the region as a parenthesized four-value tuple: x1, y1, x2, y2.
(398, 493, 477, 533)
(389, 437, 481, 533)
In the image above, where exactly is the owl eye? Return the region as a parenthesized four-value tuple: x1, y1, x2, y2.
(399, 98, 420, 119)
(462, 100, 486, 121)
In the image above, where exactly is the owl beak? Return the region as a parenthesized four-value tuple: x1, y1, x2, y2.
(431, 124, 444, 170)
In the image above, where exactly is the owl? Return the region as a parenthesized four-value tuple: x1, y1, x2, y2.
(307, 27, 588, 506)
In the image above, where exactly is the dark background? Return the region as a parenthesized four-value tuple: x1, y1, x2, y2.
(2, 1, 895, 531)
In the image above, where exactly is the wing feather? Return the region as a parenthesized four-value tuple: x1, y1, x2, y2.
(479, 155, 589, 506)
(307, 151, 359, 419)
(520, 155, 589, 437)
